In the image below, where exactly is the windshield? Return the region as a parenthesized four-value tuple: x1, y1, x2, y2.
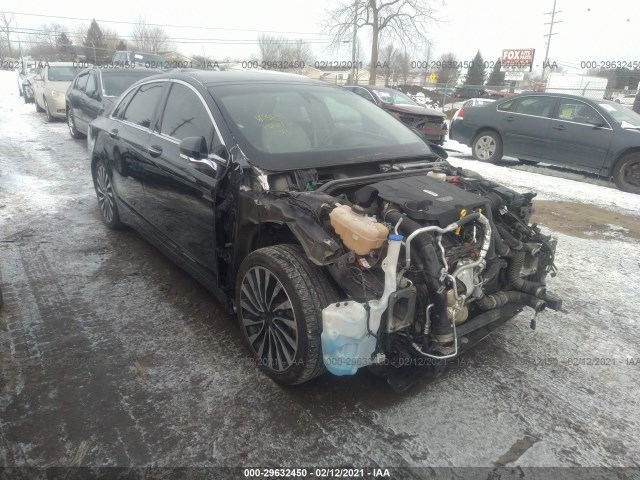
(372, 89, 417, 106)
(101, 71, 158, 97)
(48, 66, 83, 82)
(211, 83, 432, 170)
(598, 101, 640, 128)
(132, 53, 165, 64)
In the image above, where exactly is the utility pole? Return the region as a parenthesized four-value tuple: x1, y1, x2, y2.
(350, 0, 358, 84)
(543, 0, 561, 81)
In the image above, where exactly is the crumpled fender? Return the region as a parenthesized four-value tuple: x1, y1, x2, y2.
(260, 194, 343, 265)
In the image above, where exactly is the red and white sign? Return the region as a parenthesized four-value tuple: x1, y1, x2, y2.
(500, 49, 535, 72)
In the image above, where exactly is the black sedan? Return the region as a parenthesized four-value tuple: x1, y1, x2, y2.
(88, 71, 559, 387)
(66, 66, 160, 139)
(450, 92, 640, 193)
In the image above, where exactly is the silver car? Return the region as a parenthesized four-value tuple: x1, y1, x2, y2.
(32, 62, 84, 121)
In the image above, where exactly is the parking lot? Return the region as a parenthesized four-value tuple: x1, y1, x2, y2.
(0, 69, 639, 475)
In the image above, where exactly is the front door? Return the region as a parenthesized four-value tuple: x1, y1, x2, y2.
(141, 81, 225, 278)
(545, 98, 614, 171)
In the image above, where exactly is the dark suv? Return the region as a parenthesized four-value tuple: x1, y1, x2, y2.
(66, 66, 160, 138)
(89, 71, 560, 387)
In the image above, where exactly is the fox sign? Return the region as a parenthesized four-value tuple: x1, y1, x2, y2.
(500, 49, 535, 72)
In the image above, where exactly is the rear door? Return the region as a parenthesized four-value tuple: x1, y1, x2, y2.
(545, 98, 614, 170)
(500, 95, 557, 159)
(81, 70, 103, 126)
(141, 81, 226, 278)
(68, 71, 89, 128)
(108, 81, 166, 213)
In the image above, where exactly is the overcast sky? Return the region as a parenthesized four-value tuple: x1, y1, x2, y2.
(6, 0, 640, 74)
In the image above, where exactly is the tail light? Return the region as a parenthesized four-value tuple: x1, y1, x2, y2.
(457, 106, 465, 119)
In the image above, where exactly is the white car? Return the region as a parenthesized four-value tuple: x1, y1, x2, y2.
(614, 93, 637, 106)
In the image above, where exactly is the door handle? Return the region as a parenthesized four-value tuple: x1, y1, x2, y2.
(552, 124, 566, 131)
(147, 145, 163, 158)
(504, 116, 515, 122)
(109, 128, 119, 138)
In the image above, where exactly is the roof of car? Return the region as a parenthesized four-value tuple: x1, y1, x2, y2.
(136, 70, 325, 87)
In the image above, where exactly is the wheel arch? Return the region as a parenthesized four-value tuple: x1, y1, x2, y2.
(611, 147, 640, 175)
(472, 126, 503, 145)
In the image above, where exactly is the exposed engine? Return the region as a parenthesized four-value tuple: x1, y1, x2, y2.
(308, 162, 561, 377)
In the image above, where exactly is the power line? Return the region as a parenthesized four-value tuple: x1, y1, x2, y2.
(542, 0, 561, 80)
(4, 11, 328, 36)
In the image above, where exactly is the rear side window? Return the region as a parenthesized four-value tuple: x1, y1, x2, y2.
(85, 72, 97, 96)
(497, 99, 516, 111)
(160, 83, 214, 145)
(120, 82, 164, 128)
(112, 88, 137, 119)
(512, 96, 556, 117)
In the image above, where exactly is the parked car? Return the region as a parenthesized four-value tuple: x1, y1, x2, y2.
(449, 98, 496, 137)
(66, 66, 161, 139)
(450, 92, 640, 193)
(614, 93, 636, 106)
(89, 71, 560, 387)
(344, 85, 447, 145)
(634, 93, 640, 115)
(112, 50, 166, 67)
(32, 62, 84, 121)
(454, 86, 488, 99)
(17, 61, 36, 97)
(19, 62, 41, 104)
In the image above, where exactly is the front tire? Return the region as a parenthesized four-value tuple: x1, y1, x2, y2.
(92, 160, 124, 229)
(236, 245, 338, 385)
(613, 154, 640, 194)
(44, 98, 54, 122)
(35, 98, 44, 113)
(67, 108, 85, 139)
(472, 131, 503, 163)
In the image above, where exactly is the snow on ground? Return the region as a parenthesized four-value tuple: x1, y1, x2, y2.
(443, 139, 640, 218)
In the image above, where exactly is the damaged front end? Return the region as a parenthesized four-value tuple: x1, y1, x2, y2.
(243, 160, 561, 388)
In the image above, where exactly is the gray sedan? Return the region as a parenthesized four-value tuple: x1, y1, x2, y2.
(450, 92, 640, 193)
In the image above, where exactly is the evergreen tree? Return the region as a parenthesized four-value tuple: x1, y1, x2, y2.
(56, 32, 74, 61)
(465, 50, 486, 87)
(116, 40, 127, 51)
(84, 19, 108, 63)
(487, 59, 505, 87)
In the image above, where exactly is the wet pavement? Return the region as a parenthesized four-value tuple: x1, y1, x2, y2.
(0, 75, 639, 473)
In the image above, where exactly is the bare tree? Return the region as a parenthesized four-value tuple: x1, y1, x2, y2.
(378, 44, 398, 86)
(27, 23, 66, 61)
(257, 34, 313, 73)
(0, 12, 15, 57)
(323, 0, 441, 84)
(130, 17, 173, 55)
(436, 52, 460, 86)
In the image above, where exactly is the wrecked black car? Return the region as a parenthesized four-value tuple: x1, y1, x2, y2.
(89, 71, 560, 388)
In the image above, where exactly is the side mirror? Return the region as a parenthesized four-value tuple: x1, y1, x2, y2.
(179, 136, 208, 160)
(587, 119, 606, 128)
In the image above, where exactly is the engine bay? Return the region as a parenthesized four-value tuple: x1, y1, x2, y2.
(254, 159, 561, 378)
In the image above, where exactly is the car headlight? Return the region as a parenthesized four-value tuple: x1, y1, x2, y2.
(50, 90, 64, 99)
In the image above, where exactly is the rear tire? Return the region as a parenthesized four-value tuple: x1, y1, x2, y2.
(67, 108, 85, 139)
(92, 160, 124, 229)
(472, 131, 503, 163)
(236, 244, 338, 385)
(613, 154, 640, 194)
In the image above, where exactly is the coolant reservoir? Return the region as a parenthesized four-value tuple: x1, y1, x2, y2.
(427, 171, 447, 181)
(329, 205, 389, 255)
